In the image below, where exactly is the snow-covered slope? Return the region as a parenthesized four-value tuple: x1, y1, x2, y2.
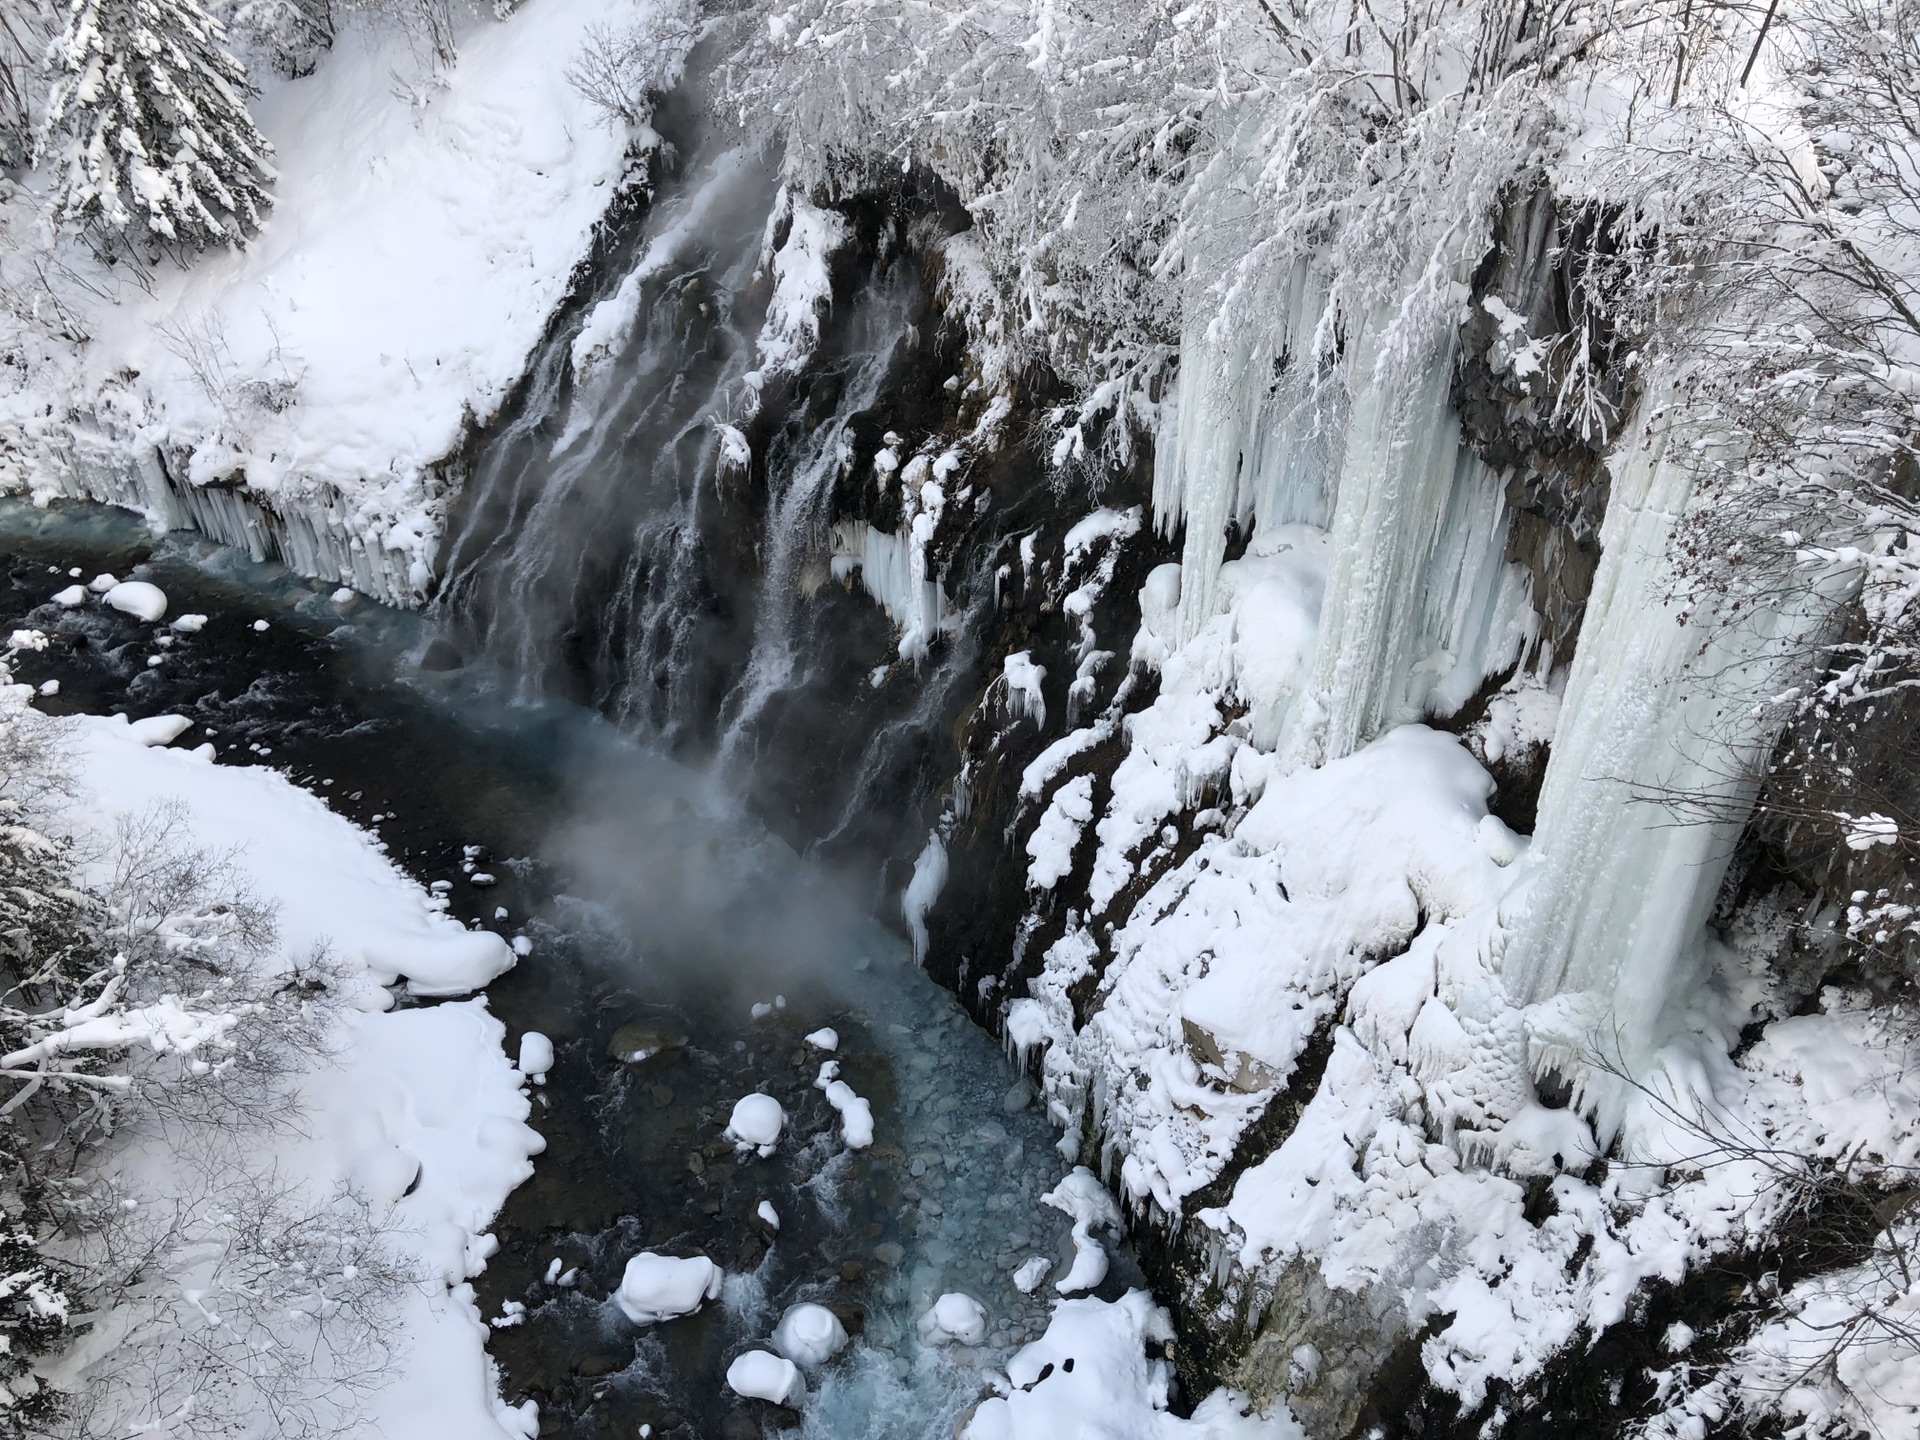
(60, 715, 543, 1438)
(1, 0, 634, 602)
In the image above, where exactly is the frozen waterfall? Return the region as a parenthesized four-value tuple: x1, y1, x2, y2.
(1153, 269, 1535, 769)
(1499, 373, 1854, 1079)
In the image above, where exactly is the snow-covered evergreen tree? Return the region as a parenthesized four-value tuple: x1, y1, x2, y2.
(37, 0, 274, 251)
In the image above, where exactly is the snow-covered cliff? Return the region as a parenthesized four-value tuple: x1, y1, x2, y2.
(5, 0, 1918, 1434)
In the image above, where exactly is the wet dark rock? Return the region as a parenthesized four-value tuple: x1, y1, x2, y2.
(609, 1023, 683, 1064)
(419, 637, 464, 671)
(840, 1260, 865, 1284)
(574, 1350, 627, 1378)
(831, 1304, 865, 1336)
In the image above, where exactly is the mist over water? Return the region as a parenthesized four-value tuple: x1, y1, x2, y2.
(0, 499, 1144, 1438)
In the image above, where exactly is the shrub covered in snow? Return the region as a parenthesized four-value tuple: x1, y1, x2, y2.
(0, 632, 408, 1437)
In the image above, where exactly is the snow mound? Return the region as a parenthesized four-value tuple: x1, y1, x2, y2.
(517, 1031, 553, 1081)
(725, 1093, 785, 1155)
(804, 1027, 838, 1051)
(813, 1061, 873, 1149)
(124, 714, 191, 747)
(919, 1292, 989, 1346)
(103, 581, 166, 621)
(51, 585, 86, 606)
(1013, 1257, 1052, 1295)
(726, 1350, 805, 1406)
(771, 1303, 848, 1366)
(1041, 1167, 1122, 1295)
(615, 1253, 723, 1325)
(962, 1291, 1300, 1440)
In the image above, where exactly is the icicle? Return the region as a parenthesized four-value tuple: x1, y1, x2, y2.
(1292, 308, 1480, 763)
(901, 829, 949, 965)
(1156, 259, 1339, 645)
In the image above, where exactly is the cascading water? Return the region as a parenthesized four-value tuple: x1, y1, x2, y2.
(436, 145, 781, 743)
(711, 274, 919, 778)
(434, 132, 973, 876)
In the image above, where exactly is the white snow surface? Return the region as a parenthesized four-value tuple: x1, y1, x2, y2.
(62, 710, 543, 1438)
(1003, 651, 1047, 728)
(813, 1060, 875, 1149)
(726, 1350, 806, 1406)
(103, 581, 167, 621)
(996, 488, 1920, 1414)
(1012, 1256, 1053, 1294)
(517, 1031, 554, 1080)
(74, 715, 517, 997)
(770, 1302, 848, 1366)
(962, 1291, 1301, 1440)
(1041, 1167, 1122, 1295)
(918, 1291, 990, 1346)
(6, 0, 632, 600)
(614, 1253, 724, 1325)
(725, 1092, 786, 1155)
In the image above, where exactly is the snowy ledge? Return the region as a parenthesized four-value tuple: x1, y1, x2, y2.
(0, 0, 633, 605)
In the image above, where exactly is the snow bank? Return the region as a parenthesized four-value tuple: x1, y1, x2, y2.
(615, 1253, 724, 1325)
(19, 0, 632, 602)
(64, 710, 543, 1439)
(962, 1291, 1300, 1440)
(74, 715, 516, 996)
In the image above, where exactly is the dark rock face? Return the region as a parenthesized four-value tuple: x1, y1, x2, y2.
(1453, 184, 1634, 663)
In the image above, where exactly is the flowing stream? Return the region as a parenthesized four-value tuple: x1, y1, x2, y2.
(0, 500, 1145, 1439)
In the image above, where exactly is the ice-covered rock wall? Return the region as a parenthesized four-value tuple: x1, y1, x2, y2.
(915, 185, 1873, 1433)
(1154, 266, 1537, 773)
(1501, 372, 1854, 1105)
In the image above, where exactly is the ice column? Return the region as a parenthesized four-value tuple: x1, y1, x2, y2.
(1154, 242, 1534, 762)
(1287, 312, 1532, 764)
(1503, 373, 1850, 1071)
(1154, 261, 1342, 643)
